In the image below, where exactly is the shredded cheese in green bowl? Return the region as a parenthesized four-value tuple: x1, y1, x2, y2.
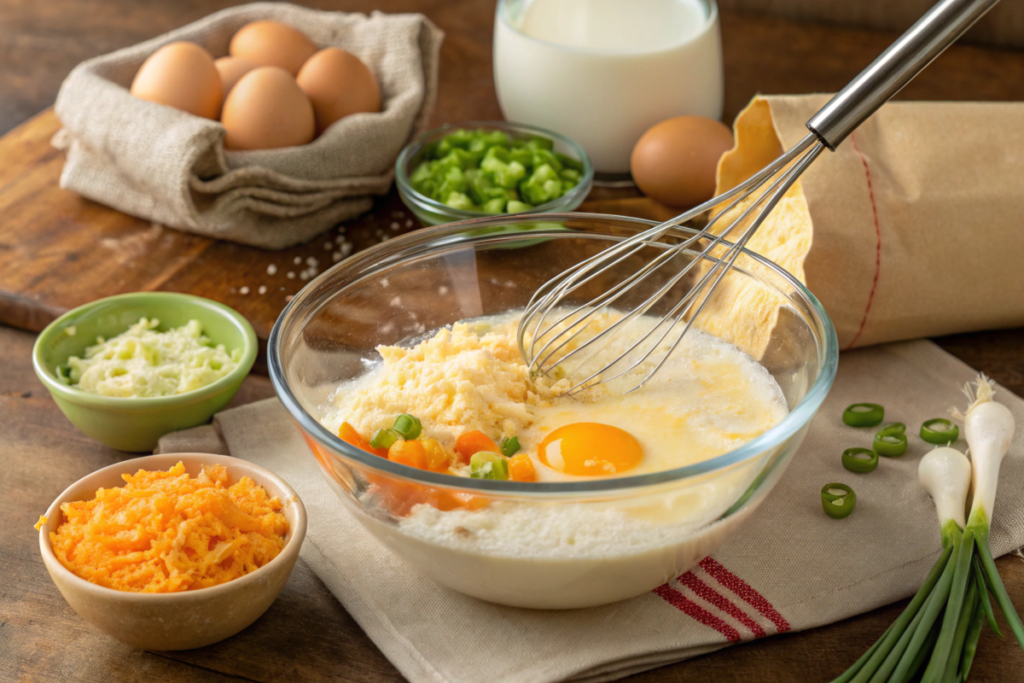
(62, 318, 242, 398)
(33, 293, 257, 451)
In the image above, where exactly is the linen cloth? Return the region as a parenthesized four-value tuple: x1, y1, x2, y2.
(54, 3, 442, 249)
(159, 340, 1024, 682)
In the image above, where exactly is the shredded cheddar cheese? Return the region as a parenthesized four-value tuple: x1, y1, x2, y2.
(48, 462, 288, 593)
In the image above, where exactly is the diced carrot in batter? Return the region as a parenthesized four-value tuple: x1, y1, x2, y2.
(339, 422, 388, 457)
(508, 454, 537, 482)
(454, 430, 499, 464)
(389, 439, 428, 470)
(421, 438, 452, 472)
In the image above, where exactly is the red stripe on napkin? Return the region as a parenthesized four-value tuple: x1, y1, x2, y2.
(677, 571, 766, 638)
(653, 584, 742, 642)
(699, 557, 791, 633)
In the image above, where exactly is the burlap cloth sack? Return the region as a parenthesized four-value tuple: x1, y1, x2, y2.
(158, 340, 1024, 683)
(704, 95, 1024, 353)
(53, 3, 442, 250)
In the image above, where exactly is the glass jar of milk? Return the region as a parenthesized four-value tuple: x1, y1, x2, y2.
(494, 0, 723, 176)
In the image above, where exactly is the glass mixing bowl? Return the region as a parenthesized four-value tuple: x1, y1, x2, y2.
(269, 213, 837, 609)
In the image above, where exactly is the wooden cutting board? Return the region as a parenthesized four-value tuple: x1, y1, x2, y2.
(0, 110, 675, 370)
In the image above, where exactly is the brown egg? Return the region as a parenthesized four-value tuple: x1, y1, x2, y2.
(214, 56, 257, 98)
(631, 116, 735, 208)
(221, 67, 315, 150)
(296, 48, 381, 135)
(130, 42, 222, 120)
(229, 21, 317, 76)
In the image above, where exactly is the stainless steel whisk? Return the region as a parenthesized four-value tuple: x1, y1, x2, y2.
(518, 0, 999, 396)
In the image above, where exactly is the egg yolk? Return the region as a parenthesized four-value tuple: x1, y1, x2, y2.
(538, 423, 643, 476)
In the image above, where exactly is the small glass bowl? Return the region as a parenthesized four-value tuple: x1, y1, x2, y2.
(395, 120, 594, 226)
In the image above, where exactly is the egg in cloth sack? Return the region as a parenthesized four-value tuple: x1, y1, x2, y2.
(53, 3, 442, 249)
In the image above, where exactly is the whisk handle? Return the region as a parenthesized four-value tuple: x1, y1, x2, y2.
(806, 0, 1000, 150)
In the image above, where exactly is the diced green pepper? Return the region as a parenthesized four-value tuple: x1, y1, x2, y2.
(506, 200, 533, 213)
(409, 128, 582, 214)
(444, 192, 476, 211)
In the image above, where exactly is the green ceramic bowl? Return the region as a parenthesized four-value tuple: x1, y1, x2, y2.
(33, 293, 257, 452)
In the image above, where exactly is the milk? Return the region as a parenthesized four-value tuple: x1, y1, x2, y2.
(494, 0, 724, 174)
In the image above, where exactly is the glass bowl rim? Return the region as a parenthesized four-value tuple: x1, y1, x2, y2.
(395, 120, 595, 220)
(269, 212, 838, 495)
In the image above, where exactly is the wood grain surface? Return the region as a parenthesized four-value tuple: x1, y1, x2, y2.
(3, 1, 1024, 682)
(4, 2, 1024, 366)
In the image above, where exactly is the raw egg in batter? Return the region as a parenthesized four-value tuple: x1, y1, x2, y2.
(538, 423, 642, 476)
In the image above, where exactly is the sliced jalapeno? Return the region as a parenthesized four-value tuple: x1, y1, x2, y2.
(878, 422, 906, 436)
(874, 430, 908, 457)
(842, 447, 879, 473)
(921, 418, 959, 445)
(843, 403, 885, 427)
(822, 483, 857, 519)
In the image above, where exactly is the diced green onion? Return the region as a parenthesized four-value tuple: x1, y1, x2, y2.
(921, 418, 959, 444)
(841, 447, 878, 473)
(843, 403, 885, 427)
(499, 436, 520, 457)
(874, 430, 909, 457)
(370, 428, 400, 450)
(469, 451, 509, 480)
(821, 483, 856, 519)
(393, 414, 422, 440)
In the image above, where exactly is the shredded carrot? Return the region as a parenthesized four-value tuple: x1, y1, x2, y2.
(47, 462, 288, 593)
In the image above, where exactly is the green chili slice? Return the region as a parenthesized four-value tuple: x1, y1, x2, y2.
(843, 403, 885, 427)
(878, 422, 906, 436)
(874, 430, 908, 457)
(822, 483, 856, 519)
(842, 447, 879, 473)
(921, 418, 959, 445)
(393, 414, 422, 440)
(370, 428, 400, 450)
(499, 436, 520, 457)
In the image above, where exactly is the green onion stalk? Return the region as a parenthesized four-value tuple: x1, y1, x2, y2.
(957, 376, 1023, 649)
(832, 446, 970, 683)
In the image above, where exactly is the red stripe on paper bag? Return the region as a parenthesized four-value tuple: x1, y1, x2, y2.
(699, 557, 791, 633)
(845, 132, 882, 350)
(653, 584, 742, 642)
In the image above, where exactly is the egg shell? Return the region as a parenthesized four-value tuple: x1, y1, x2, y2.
(229, 21, 317, 76)
(221, 66, 315, 151)
(215, 56, 257, 99)
(130, 42, 222, 120)
(296, 48, 381, 136)
(631, 116, 735, 208)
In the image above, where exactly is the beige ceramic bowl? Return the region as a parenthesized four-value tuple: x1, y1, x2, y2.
(38, 453, 307, 650)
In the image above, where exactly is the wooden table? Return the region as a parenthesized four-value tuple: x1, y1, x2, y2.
(3, 1, 1024, 681)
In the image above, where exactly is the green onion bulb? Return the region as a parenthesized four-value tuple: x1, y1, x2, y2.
(842, 447, 879, 473)
(843, 403, 885, 427)
(921, 418, 960, 445)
